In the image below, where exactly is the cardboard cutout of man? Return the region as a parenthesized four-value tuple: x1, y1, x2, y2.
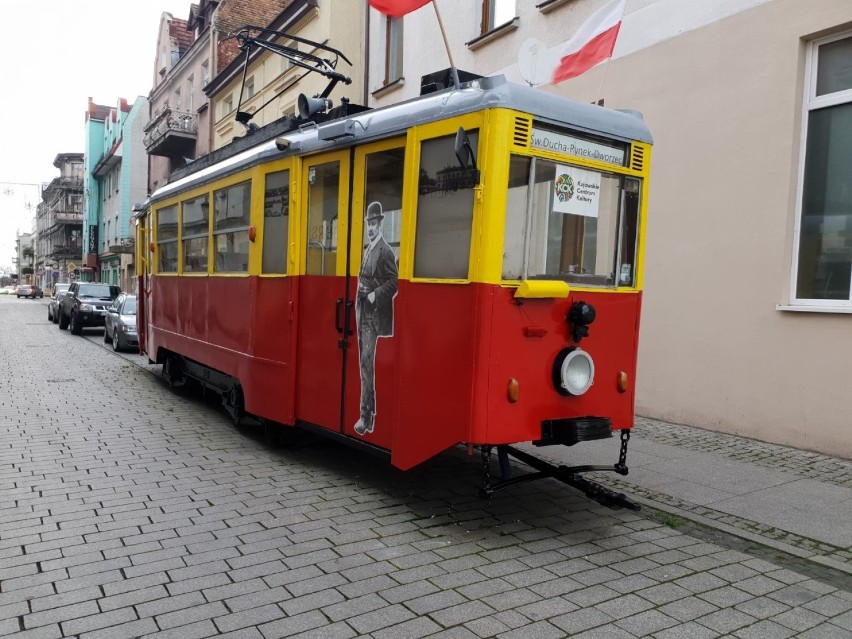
(354, 201, 398, 436)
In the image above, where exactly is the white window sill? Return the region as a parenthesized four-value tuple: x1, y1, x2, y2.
(776, 304, 852, 314)
(536, 0, 575, 14)
(372, 77, 404, 99)
(466, 18, 520, 51)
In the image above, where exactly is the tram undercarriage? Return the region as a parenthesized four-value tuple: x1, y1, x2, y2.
(478, 431, 640, 511)
(156, 348, 640, 509)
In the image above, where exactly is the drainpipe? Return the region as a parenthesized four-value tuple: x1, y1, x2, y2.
(364, 0, 370, 106)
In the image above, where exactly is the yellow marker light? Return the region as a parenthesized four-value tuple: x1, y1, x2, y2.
(617, 371, 629, 393)
(507, 378, 520, 403)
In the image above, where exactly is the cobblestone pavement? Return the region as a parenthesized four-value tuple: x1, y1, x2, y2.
(2, 297, 851, 638)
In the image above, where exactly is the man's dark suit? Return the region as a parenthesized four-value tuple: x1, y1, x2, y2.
(355, 233, 397, 435)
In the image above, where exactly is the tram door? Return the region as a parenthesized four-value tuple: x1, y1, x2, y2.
(137, 211, 151, 357)
(295, 151, 351, 432)
(343, 141, 406, 450)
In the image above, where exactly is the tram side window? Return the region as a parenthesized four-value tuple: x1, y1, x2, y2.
(157, 204, 178, 273)
(263, 170, 289, 274)
(502, 156, 532, 280)
(364, 148, 405, 264)
(213, 181, 251, 273)
(306, 162, 340, 276)
(414, 132, 478, 279)
(182, 195, 209, 273)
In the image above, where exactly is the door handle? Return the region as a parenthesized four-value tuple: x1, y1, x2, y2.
(344, 300, 354, 338)
(335, 297, 344, 334)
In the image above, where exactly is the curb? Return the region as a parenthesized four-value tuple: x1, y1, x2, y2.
(627, 492, 852, 578)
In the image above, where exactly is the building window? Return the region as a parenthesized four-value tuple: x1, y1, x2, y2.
(481, 0, 514, 34)
(284, 41, 299, 70)
(175, 88, 182, 111)
(246, 77, 255, 99)
(187, 76, 194, 112)
(222, 94, 233, 119)
(793, 32, 852, 306)
(385, 17, 403, 84)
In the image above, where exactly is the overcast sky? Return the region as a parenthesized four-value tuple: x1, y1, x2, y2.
(0, 0, 197, 267)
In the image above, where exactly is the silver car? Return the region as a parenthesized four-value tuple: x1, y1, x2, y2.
(47, 284, 71, 323)
(104, 294, 138, 352)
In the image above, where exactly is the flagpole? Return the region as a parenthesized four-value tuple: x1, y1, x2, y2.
(430, 0, 461, 89)
(595, 56, 613, 106)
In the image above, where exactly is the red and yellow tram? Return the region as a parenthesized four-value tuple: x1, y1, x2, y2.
(136, 69, 652, 503)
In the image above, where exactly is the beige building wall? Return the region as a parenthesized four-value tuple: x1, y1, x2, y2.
(367, 0, 852, 458)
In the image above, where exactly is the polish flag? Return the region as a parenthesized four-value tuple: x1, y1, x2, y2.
(369, 0, 432, 18)
(552, 0, 627, 84)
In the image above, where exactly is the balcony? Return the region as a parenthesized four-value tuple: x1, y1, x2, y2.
(144, 104, 198, 158)
(51, 245, 83, 260)
(53, 211, 83, 224)
(109, 238, 135, 254)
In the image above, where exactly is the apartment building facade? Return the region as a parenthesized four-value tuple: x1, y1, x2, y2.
(90, 97, 149, 291)
(34, 153, 84, 289)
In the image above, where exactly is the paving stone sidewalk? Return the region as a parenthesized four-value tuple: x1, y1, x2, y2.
(1, 298, 851, 638)
(524, 417, 852, 574)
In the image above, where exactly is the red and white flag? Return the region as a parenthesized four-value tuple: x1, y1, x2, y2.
(552, 0, 627, 84)
(369, 0, 431, 18)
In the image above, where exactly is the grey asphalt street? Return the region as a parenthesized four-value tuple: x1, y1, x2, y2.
(1, 295, 850, 638)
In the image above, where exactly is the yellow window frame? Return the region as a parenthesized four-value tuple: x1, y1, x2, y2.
(351, 137, 408, 280)
(257, 157, 297, 277)
(298, 149, 351, 277)
(479, 108, 652, 292)
(405, 112, 485, 284)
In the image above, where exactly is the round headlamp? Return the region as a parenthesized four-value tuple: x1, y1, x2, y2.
(553, 347, 595, 396)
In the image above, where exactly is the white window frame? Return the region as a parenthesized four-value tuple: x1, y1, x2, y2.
(788, 30, 852, 312)
(482, 0, 515, 34)
(385, 17, 403, 85)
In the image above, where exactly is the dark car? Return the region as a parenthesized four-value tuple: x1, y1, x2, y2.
(15, 284, 37, 298)
(104, 294, 138, 352)
(47, 284, 71, 323)
(58, 282, 121, 335)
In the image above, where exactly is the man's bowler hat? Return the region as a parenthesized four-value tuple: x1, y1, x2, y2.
(365, 201, 384, 221)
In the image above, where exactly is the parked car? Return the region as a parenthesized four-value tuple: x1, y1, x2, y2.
(15, 284, 40, 298)
(47, 283, 72, 323)
(104, 294, 138, 352)
(33, 286, 44, 299)
(58, 282, 121, 334)
(0, 286, 15, 295)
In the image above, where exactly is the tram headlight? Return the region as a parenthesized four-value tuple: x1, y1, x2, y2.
(552, 347, 594, 396)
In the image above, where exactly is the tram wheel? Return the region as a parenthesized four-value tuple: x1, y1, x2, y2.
(224, 383, 245, 427)
(163, 355, 185, 389)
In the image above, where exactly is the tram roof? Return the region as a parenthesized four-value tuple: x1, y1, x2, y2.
(149, 74, 652, 206)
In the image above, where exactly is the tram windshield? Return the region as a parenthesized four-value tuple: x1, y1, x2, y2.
(502, 155, 640, 287)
